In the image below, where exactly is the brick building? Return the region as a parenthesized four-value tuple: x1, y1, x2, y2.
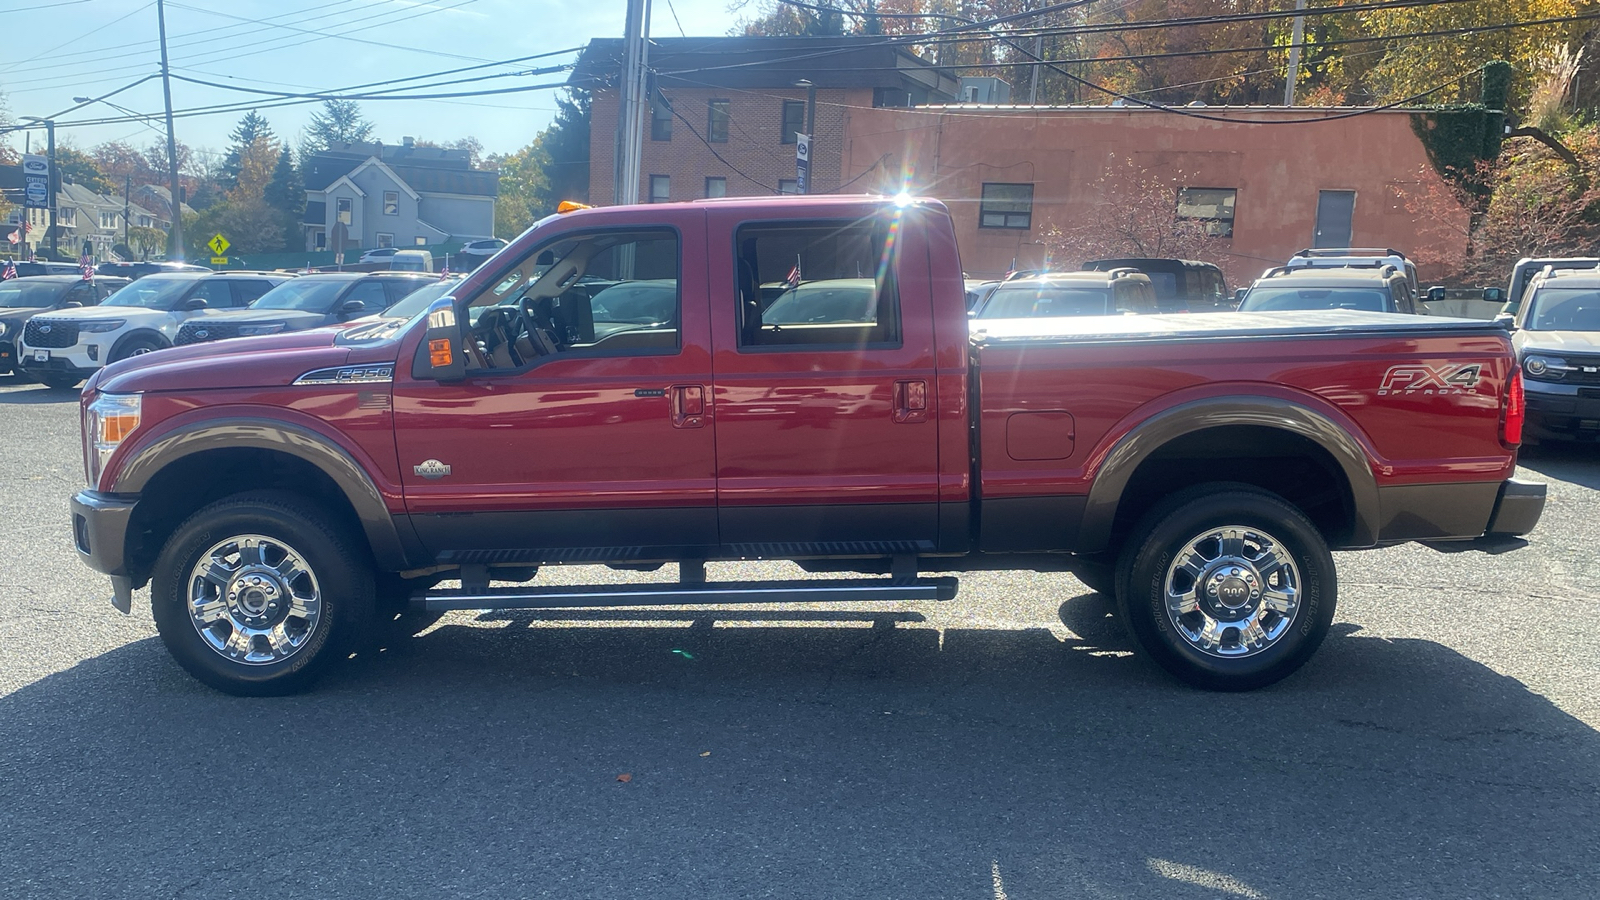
(574, 36, 958, 205)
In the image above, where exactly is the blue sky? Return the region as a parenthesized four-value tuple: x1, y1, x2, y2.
(1, 0, 740, 164)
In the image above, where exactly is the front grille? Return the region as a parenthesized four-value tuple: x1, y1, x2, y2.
(174, 322, 240, 345)
(23, 319, 77, 348)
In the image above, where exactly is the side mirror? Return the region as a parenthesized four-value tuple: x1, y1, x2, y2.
(412, 297, 465, 382)
(967, 309, 978, 318)
(339, 299, 367, 314)
(1482, 287, 1505, 303)
(1426, 285, 1447, 302)
(1493, 312, 1516, 331)
(183, 297, 208, 310)
(1232, 288, 1248, 306)
(63, 301, 83, 309)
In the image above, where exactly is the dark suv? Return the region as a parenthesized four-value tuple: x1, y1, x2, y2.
(971, 269, 1159, 319)
(173, 272, 437, 346)
(1238, 265, 1420, 314)
(95, 261, 214, 281)
(1508, 265, 1600, 443)
(0, 275, 129, 374)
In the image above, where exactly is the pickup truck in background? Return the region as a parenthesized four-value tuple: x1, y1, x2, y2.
(68, 196, 1545, 696)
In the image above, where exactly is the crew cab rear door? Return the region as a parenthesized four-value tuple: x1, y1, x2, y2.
(704, 205, 941, 553)
(392, 214, 720, 560)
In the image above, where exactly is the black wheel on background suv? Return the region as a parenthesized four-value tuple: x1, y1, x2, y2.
(150, 490, 376, 696)
(37, 373, 82, 391)
(110, 335, 163, 363)
(1115, 483, 1336, 691)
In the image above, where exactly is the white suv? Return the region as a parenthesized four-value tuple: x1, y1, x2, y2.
(18, 272, 289, 390)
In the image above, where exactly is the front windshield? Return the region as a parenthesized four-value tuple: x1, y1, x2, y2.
(978, 285, 1112, 318)
(383, 280, 456, 320)
(1239, 287, 1387, 312)
(101, 275, 199, 309)
(251, 279, 350, 312)
(1525, 288, 1600, 331)
(0, 281, 65, 308)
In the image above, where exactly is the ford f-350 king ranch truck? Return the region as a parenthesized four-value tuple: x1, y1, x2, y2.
(69, 196, 1546, 695)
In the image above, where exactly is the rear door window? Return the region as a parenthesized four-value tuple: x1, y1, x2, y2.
(231, 278, 277, 306)
(733, 219, 900, 349)
(188, 279, 236, 309)
(342, 281, 390, 314)
(61, 282, 97, 307)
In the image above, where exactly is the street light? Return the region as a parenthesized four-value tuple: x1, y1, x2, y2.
(793, 79, 817, 194)
(18, 116, 58, 260)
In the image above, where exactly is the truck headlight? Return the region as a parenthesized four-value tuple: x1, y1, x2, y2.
(86, 392, 141, 486)
(237, 323, 286, 336)
(78, 319, 126, 333)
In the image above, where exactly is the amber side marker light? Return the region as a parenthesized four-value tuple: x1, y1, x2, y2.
(557, 200, 591, 214)
(429, 339, 453, 367)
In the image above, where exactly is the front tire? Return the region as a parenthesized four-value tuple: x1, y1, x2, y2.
(150, 491, 375, 696)
(111, 335, 163, 363)
(1115, 484, 1336, 691)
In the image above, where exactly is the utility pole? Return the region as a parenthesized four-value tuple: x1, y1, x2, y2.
(123, 173, 131, 251)
(1029, 35, 1042, 104)
(1284, 0, 1307, 106)
(612, 0, 651, 206)
(45, 119, 57, 259)
(156, 0, 185, 260)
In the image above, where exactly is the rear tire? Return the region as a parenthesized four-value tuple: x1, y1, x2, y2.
(150, 490, 375, 696)
(37, 373, 82, 391)
(1115, 484, 1336, 691)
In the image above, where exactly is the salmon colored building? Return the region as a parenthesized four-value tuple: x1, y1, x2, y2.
(839, 104, 1467, 283)
(576, 37, 1467, 286)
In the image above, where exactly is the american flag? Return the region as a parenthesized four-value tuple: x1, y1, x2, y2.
(7, 219, 25, 245)
(1, 260, 16, 281)
(785, 259, 802, 289)
(80, 253, 94, 282)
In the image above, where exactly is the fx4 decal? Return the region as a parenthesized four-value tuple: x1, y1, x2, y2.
(1378, 363, 1484, 396)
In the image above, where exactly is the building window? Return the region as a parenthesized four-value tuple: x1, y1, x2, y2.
(415, 236, 428, 246)
(336, 197, 352, 225)
(781, 100, 805, 144)
(979, 183, 1033, 229)
(651, 100, 673, 141)
(1177, 187, 1237, 238)
(314, 230, 327, 250)
(650, 175, 671, 203)
(705, 177, 727, 199)
(778, 179, 799, 195)
(58, 208, 76, 226)
(708, 100, 730, 143)
(99, 211, 116, 228)
(383, 191, 398, 215)
(873, 88, 912, 108)
(376, 233, 394, 248)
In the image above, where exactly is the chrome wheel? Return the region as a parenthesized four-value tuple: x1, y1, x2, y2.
(1163, 525, 1300, 658)
(187, 534, 323, 666)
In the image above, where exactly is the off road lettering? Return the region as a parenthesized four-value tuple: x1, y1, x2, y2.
(1378, 363, 1483, 395)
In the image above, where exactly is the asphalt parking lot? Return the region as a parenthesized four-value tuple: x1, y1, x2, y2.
(1, 373, 1597, 899)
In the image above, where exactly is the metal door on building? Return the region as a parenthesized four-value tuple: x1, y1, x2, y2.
(1313, 190, 1356, 248)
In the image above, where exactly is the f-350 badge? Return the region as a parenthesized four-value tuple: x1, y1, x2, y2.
(414, 459, 452, 479)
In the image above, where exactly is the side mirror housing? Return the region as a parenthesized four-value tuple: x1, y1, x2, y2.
(1232, 288, 1248, 306)
(412, 297, 466, 381)
(63, 301, 84, 309)
(339, 298, 367, 314)
(1482, 287, 1505, 303)
(182, 297, 209, 310)
(1426, 285, 1447, 302)
(1493, 312, 1516, 331)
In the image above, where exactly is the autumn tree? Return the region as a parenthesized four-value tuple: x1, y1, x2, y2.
(1041, 155, 1234, 277)
(53, 145, 113, 193)
(1362, 0, 1583, 105)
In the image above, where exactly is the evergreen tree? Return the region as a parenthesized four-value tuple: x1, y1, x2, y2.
(300, 99, 375, 163)
(263, 144, 305, 252)
(533, 89, 591, 211)
(221, 110, 275, 190)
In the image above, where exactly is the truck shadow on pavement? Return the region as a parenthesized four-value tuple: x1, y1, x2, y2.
(1, 602, 1596, 900)
(0, 379, 76, 404)
(1521, 443, 1600, 490)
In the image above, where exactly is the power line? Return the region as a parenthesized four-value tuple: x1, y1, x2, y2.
(163, 0, 505, 67)
(659, 91, 782, 192)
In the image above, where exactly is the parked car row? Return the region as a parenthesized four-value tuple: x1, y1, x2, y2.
(2, 269, 456, 390)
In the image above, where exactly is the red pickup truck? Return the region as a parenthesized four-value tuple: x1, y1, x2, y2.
(69, 196, 1544, 696)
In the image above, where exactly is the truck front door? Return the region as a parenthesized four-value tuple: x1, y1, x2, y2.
(392, 218, 720, 561)
(705, 208, 942, 554)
